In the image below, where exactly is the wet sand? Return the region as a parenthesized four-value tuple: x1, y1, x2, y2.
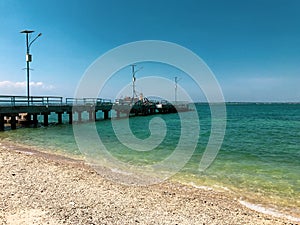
(0, 141, 297, 225)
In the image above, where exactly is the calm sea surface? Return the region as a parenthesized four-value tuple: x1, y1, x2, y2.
(1, 103, 299, 217)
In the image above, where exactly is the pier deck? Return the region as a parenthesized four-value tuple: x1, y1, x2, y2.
(0, 95, 190, 131)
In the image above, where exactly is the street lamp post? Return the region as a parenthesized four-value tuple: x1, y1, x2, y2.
(20, 30, 42, 105)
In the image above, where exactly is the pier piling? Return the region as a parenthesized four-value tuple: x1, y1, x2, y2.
(0, 114, 4, 131)
(10, 115, 17, 130)
(89, 111, 94, 121)
(43, 113, 49, 126)
(57, 112, 63, 124)
(68, 112, 73, 124)
(77, 112, 82, 123)
(32, 113, 38, 128)
(103, 110, 109, 120)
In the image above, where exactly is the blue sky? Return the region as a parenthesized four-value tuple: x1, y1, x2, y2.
(0, 0, 299, 102)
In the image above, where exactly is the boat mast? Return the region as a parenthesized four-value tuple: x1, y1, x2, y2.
(175, 76, 181, 104)
(131, 64, 143, 103)
(175, 76, 178, 104)
(132, 64, 137, 102)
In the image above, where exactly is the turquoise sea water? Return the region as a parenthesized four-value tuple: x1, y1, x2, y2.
(1, 103, 299, 217)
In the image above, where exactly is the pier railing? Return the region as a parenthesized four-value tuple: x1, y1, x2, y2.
(0, 96, 115, 107)
(66, 98, 112, 106)
(0, 95, 63, 107)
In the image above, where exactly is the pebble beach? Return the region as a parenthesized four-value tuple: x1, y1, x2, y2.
(0, 141, 297, 225)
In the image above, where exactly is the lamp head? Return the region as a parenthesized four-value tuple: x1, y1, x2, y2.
(20, 30, 34, 34)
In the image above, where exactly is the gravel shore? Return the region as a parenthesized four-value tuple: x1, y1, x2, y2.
(0, 141, 297, 225)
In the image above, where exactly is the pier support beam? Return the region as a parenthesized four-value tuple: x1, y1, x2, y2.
(57, 112, 63, 124)
(43, 113, 50, 126)
(77, 111, 82, 123)
(103, 110, 109, 120)
(10, 115, 17, 130)
(68, 112, 73, 124)
(32, 114, 38, 128)
(0, 114, 4, 131)
(25, 113, 31, 126)
(89, 111, 94, 122)
(95, 110, 98, 121)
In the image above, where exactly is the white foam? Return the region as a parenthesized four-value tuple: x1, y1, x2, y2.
(239, 200, 300, 222)
(110, 168, 132, 176)
(188, 182, 213, 191)
(16, 150, 35, 155)
(213, 185, 231, 192)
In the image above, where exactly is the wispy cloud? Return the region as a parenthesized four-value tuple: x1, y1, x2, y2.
(0, 80, 54, 90)
(0, 80, 55, 96)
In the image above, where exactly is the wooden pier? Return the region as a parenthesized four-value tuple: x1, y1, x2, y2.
(0, 95, 190, 131)
(0, 96, 112, 131)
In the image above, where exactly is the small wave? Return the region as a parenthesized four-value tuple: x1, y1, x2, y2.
(239, 200, 300, 222)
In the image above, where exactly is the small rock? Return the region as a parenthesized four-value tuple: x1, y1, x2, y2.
(69, 201, 75, 206)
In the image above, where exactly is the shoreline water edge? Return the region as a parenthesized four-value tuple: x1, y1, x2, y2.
(0, 140, 299, 224)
